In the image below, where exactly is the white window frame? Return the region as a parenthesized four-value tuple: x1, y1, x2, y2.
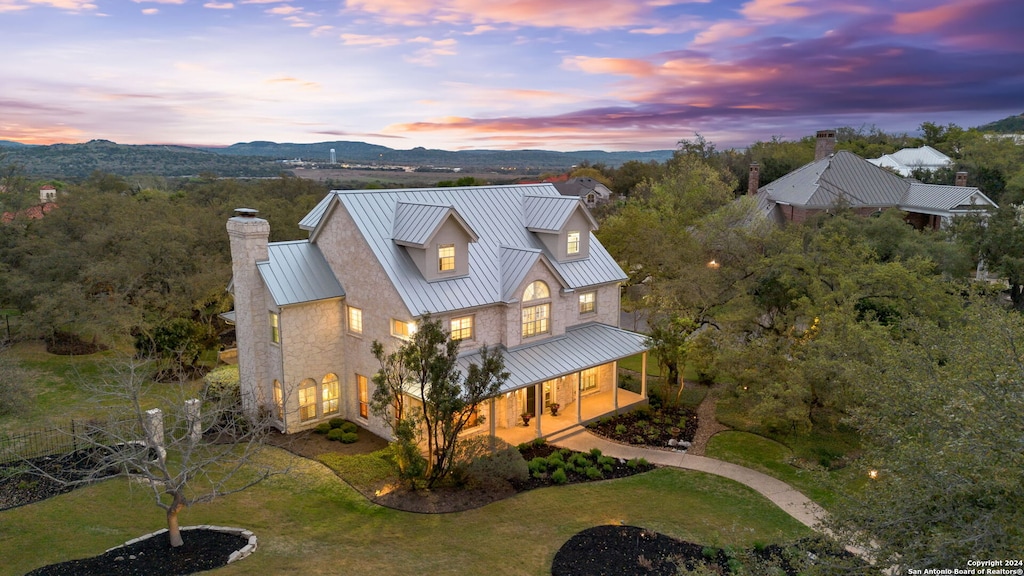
(348, 306, 363, 334)
(450, 315, 474, 341)
(269, 311, 280, 344)
(581, 367, 599, 392)
(438, 243, 455, 272)
(322, 373, 339, 415)
(567, 231, 580, 255)
(357, 374, 369, 419)
(522, 280, 551, 338)
(298, 379, 317, 421)
(579, 291, 596, 314)
(391, 319, 415, 339)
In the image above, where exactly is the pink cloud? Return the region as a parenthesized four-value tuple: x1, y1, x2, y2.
(740, 0, 810, 21)
(692, 21, 756, 46)
(265, 4, 299, 14)
(891, 2, 969, 33)
(345, 0, 658, 30)
(562, 56, 659, 77)
(0, 0, 96, 10)
(204, 1, 233, 8)
(340, 33, 402, 47)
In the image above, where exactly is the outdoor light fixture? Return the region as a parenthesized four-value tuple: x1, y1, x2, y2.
(707, 259, 720, 269)
(868, 469, 879, 480)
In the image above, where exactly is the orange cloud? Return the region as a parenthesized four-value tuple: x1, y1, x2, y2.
(0, 124, 87, 145)
(265, 76, 321, 90)
(740, 0, 810, 21)
(345, 0, 657, 30)
(562, 56, 658, 77)
(265, 4, 300, 14)
(891, 2, 972, 34)
(692, 21, 756, 45)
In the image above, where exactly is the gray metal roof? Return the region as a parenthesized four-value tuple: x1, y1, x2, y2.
(500, 245, 543, 301)
(902, 183, 996, 214)
(303, 184, 626, 315)
(523, 194, 598, 232)
(257, 241, 345, 307)
(456, 322, 649, 394)
(393, 202, 479, 247)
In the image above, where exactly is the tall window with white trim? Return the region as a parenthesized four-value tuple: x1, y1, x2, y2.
(521, 280, 551, 337)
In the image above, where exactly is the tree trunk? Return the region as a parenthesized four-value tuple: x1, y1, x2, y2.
(167, 492, 186, 548)
(1011, 282, 1024, 312)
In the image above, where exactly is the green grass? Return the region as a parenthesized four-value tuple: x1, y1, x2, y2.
(705, 431, 865, 509)
(618, 353, 663, 377)
(0, 450, 812, 576)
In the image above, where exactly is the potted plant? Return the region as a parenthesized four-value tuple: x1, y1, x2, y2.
(548, 403, 560, 417)
(521, 412, 532, 426)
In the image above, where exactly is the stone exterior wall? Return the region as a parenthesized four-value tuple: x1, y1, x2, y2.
(226, 215, 271, 418)
(279, 298, 345, 432)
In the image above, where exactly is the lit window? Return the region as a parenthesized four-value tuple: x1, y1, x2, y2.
(298, 379, 317, 421)
(348, 306, 362, 334)
(581, 367, 598, 391)
(567, 231, 580, 255)
(357, 374, 369, 419)
(438, 243, 455, 272)
(522, 281, 551, 338)
(579, 291, 595, 314)
(269, 312, 280, 344)
(450, 316, 474, 340)
(391, 319, 416, 339)
(523, 280, 549, 302)
(273, 380, 283, 420)
(322, 373, 339, 415)
(522, 303, 550, 337)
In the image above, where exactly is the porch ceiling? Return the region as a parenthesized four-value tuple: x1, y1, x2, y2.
(457, 322, 649, 395)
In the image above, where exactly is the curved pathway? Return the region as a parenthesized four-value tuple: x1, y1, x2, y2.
(688, 386, 730, 456)
(547, 426, 827, 530)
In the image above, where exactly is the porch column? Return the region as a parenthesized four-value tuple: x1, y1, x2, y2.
(641, 351, 648, 398)
(576, 371, 582, 423)
(534, 383, 542, 437)
(489, 397, 496, 448)
(613, 362, 619, 410)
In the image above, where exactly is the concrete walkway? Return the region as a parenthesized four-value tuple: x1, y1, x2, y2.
(547, 426, 827, 530)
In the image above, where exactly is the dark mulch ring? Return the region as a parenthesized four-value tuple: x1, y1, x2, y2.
(588, 404, 699, 448)
(25, 529, 249, 576)
(552, 525, 864, 576)
(44, 331, 108, 355)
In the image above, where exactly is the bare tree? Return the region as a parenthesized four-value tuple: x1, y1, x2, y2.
(42, 357, 285, 548)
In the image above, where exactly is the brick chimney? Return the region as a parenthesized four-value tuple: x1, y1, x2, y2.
(955, 171, 968, 187)
(748, 163, 760, 196)
(815, 129, 836, 161)
(227, 208, 271, 420)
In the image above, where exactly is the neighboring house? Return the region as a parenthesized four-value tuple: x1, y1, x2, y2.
(749, 131, 997, 229)
(867, 145, 952, 176)
(1, 202, 58, 224)
(226, 184, 650, 441)
(552, 177, 614, 208)
(39, 185, 57, 203)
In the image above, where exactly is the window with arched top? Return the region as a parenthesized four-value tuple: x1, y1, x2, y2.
(522, 281, 551, 337)
(322, 373, 339, 415)
(298, 378, 317, 421)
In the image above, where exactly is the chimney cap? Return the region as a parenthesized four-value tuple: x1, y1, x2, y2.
(234, 208, 259, 218)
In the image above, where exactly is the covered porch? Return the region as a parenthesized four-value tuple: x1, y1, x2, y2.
(457, 322, 650, 444)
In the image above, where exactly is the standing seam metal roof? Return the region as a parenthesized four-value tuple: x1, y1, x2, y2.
(257, 241, 345, 306)
(302, 184, 625, 315)
(456, 322, 649, 394)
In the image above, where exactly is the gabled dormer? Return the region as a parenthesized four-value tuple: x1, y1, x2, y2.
(523, 195, 598, 262)
(393, 202, 479, 281)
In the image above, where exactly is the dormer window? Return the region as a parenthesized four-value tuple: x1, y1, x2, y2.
(567, 231, 580, 255)
(438, 244, 455, 272)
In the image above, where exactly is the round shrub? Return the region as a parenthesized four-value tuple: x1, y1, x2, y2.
(614, 424, 627, 435)
(313, 422, 332, 435)
(529, 457, 548, 474)
(327, 428, 345, 441)
(341, 432, 358, 444)
(341, 421, 358, 434)
(202, 365, 240, 402)
(328, 417, 346, 429)
(551, 468, 568, 484)
(585, 466, 603, 480)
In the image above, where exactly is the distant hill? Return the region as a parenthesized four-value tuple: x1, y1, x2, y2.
(976, 114, 1024, 133)
(0, 140, 35, 148)
(2, 139, 675, 178)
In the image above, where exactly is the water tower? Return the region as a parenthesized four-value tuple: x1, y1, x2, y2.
(330, 148, 336, 164)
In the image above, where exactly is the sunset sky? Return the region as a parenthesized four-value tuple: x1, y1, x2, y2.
(1, 0, 1021, 151)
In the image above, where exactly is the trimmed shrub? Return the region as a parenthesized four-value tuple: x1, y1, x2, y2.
(626, 457, 649, 469)
(569, 453, 591, 468)
(529, 457, 548, 474)
(589, 448, 602, 459)
(615, 424, 627, 435)
(597, 455, 615, 467)
(341, 432, 358, 444)
(454, 436, 530, 484)
(327, 428, 345, 441)
(341, 421, 358, 434)
(313, 422, 332, 435)
(328, 417, 346, 429)
(202, 365, 240, 402)
(585, 466, 604, 480)
(551, 468, 568, 484)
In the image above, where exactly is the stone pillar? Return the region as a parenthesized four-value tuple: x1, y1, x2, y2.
(227, 209, 271, 421)
(641, 352, 648, 399)
(185, 399, 202, 444)
(144, 408, 166, 462)
(576, 371, 582, 423)
(534, 384, 542, 437)
(613, 364, 619, 410)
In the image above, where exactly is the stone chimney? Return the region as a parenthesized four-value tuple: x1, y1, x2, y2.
(815, 129, 836, 161)
(955, 171, 968, 187)
(748, 163, 760, 196)
(227, 208, 271, 419)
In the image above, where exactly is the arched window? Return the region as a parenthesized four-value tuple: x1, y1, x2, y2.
(522, 281, 551, 337)
(298, 378, 317, 421)
(322, 373, 339, 415)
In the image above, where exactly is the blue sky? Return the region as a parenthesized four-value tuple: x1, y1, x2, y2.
(1, 0, 1021, 150)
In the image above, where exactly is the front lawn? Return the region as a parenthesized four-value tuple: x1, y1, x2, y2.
(1, 448, 813, 576)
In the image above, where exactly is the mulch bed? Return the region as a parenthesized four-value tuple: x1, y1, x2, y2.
(587, 404, 699, 447)
(24, 530, 248, 576)
(513, 442, 656, 491)
(0, 449, 122, 511)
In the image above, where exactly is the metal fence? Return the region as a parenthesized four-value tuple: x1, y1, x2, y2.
(0, 420, 136, 466)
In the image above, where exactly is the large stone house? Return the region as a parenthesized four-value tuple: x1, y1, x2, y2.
(226, 184, 649, 441)
(749, 130, 997, 229)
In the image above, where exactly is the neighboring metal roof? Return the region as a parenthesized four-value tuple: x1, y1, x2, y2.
(256, 240, 345, 307)
(393, 202, 479, 247)
(456, 322, 649, 394)
(868, 146, 951, 177)
(523, 194, 598, 232)
(301, 184, 625, 315)
(902, 183, 997, 214)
